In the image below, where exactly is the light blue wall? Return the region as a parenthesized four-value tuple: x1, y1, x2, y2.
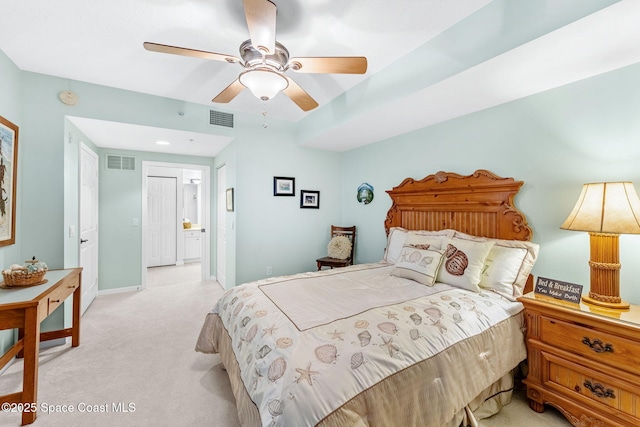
(341, 61, 640, 304)
(12, 69, 341, 293)
(233, 117, 341, 285)
(213, 136, 237, 288)
(98, 148, 214, 290)
(18, 71, 236, 274)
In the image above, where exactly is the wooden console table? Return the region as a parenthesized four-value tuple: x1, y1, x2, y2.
(0, 268, 82, 425)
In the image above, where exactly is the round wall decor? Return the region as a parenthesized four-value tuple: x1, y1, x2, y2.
(357, 183, 374, 204)
(58, 90, 79, 106)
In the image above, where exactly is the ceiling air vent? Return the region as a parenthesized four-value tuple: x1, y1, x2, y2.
(106, 154, 136, 171)
(210, 110, 234, 128)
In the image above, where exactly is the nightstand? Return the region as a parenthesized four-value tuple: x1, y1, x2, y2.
(518, 292, 640, 427)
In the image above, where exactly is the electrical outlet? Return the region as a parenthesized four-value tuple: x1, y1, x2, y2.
(266, 266, 272, 276)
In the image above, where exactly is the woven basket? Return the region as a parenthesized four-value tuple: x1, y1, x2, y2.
(2, 268, 47, 287)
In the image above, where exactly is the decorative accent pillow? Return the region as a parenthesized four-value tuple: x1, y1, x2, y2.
(391, 240, 444, 286)
(327, 235, 352, 259)
(410, 230, 451, 250)
(436, 237, 495, 292)
(453, 231, 539, 297)
(383, 228, 453, 263)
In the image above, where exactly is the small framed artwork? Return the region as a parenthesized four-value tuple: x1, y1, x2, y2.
(300, 190, 320, 209)
(226, 188, 234, 212)
(273, 176, 295, 196)
(0, 116, 18, 246)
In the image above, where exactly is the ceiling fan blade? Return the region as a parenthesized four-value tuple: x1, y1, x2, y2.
(144, 42, 240, 64)
(282, 77, 319, 112)
(243, 0, 276, 54)
(288, 57, 368, 74)
(212, 79, 245, 103)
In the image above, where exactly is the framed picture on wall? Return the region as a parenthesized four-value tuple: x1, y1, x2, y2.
(0, 116, 18, 246)
(300, 190, 320, 209)
(273, 176, 295, 196)
(226, 188, 234, 212)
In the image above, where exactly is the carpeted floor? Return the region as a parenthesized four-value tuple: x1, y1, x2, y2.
(0, 267, 570, 427)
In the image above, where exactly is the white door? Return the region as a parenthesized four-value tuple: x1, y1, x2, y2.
(79, 143, 99, 315)
(216, 165, 226, 288)
(147, 176, 177, 267)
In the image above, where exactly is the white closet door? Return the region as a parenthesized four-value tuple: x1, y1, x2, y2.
(147, 176, 177, 267)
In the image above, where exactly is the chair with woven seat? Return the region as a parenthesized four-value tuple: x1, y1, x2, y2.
(316, 225, 356, 270)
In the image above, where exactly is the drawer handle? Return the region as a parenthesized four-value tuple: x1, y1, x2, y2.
(50, 299, 61, 303)
(582, 337, 613, 353)
(583, 380, 616, 399)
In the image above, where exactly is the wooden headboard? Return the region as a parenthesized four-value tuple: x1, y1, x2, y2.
(385, 170, 534, 292)
(385, 170, 532, 240)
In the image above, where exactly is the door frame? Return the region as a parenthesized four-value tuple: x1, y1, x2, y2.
(216, 164, 226, 288)
(141, 161, 211, 289)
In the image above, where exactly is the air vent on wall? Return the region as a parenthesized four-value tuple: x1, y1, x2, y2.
(106, 154, 136, 171)
(210, 110, 234, 128)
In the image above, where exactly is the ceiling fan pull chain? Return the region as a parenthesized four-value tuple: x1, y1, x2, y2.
(262, 105, 269, 129)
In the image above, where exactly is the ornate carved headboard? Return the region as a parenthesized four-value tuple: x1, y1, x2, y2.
(385, 170, 532, 241)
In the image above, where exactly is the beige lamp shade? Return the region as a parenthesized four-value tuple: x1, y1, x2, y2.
(561, 182, 640, 234)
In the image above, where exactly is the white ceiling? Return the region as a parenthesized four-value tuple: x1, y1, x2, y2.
(3, 0, 640, 155)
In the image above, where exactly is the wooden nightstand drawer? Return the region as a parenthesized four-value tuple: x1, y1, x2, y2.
(47, 280, 77, 315)
(539, 315, 640, 375)
(543, 352, 639, 418)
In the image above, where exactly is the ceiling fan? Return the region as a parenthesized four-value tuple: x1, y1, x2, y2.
(144, 0, 367, 112)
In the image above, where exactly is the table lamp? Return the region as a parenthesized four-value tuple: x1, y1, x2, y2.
(561, 182, 640, 309)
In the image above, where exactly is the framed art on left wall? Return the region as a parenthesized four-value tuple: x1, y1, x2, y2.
(273, 176, 295, 196)
(0, 116, 18, 246)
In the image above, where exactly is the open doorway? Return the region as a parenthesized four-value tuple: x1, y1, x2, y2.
(141, 161, 210, 289)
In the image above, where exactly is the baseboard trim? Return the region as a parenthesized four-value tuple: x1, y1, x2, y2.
(98, 285, 141, 296)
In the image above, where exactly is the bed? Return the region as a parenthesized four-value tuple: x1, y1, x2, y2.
(196, 169, 539, 427)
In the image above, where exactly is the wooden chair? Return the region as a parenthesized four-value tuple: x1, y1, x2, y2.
(316, 225, 356, 270)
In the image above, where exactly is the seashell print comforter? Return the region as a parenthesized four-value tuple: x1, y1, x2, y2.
(196, 263, 527, 427)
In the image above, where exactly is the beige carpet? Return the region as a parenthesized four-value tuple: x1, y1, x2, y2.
(0, 267, 570, 427)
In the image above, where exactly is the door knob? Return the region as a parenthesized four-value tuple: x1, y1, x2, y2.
(80, 239, 88, 244)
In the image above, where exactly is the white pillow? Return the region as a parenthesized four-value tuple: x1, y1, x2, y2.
(391, 245, 444, 286)
(453, 231, 539, 297)
(383, 227, 408, 264)
(437, 237, 495, 292)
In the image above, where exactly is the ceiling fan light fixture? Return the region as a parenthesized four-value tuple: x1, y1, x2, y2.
(239, 69, 288, 101)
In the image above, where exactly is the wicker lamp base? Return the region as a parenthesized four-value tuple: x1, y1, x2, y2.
(582, 232, 630, 310)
